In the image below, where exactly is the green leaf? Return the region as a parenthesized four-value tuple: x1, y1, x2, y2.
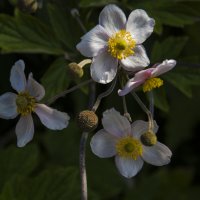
(0, 9, 64, 55)
(0, 167, 80, 200)
(0, 145, 39, 190)
(47, 4, 76, 50)
(41, 57, 70, 102)
(151, 37, 188, 62)
(79, 0, 117, 7)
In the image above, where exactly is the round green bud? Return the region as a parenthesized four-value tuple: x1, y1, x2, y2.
(77, 110, 98, 132)
(140, 131, 157, 146)
(67, 62, 84, 79)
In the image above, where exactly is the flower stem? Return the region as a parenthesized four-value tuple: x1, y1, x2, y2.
(92, 77, 117, 112)
(47, 79, 93, 105)
(80, 131, 89, 200)
(122, 96, 132, 122)
(131, 91, 154, 131)
(148, 91, 154, 117)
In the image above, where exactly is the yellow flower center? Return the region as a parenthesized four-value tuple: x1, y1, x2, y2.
(16, 92, 36, 116)
(143, 77, 163, 92)
(108, 30, 136, 60)
(140, 131, 157, 146)
(116, 136, 143, 160)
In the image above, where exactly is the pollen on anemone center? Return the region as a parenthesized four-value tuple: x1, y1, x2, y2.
(143, 77, 163, 92)
(16, 92, 36, 116)
(116, 136, 143, 160)
(108, 30, 136, 60)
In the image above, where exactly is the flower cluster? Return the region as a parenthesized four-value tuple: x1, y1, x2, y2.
(76, 4, 176, 178)
(0, 4, 176, 179)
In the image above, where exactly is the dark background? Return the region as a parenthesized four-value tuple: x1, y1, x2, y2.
(0, 0, 200, 199)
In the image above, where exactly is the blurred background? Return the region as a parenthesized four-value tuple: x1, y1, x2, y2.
(0, 0, 200, 199)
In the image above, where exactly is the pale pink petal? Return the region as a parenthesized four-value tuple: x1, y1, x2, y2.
(118, 69, 154, 96)
(121, 45, 150, 71)
(99, 4, 126, 36)
(151, 59, 177, 77)
(102, 108, 131, 138)
(91, 50, 118, 84)
(26, 73, 45, 101)
(16, 115, 34, 147)
(142, 142, 172, 166)
(118, 79, 144, 96)
(115, 156, 144, 178)
(0, 92, 18, 119)
(90, 129, 117, 158)
(10, 60, 26, 92)
(35, 104, 70, 130)
(76, 25, 109, 57)
(126, 9, 155, 44)
(131, 120, 158, 138)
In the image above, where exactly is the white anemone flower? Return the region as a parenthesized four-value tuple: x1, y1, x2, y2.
(90, 108, 172, 178)
(77, 4, 155, 84)
(118, 59, 176, 96)
(0, 60, 70, 147)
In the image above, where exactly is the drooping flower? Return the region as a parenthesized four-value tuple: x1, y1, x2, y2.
(90, 108, 172, 178)
(0, 60, 70, 147)
(77, 4, 155, 84)
(118, 59, 176, 96)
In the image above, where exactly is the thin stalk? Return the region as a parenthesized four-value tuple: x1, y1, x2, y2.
(80, 131, 89, 200)
(148, 91, 154, 117)
(92, 77, 117, 112)
(47, 79, 93, 105)
(131, 91, 154, 131)
(122, 96, 132, 122)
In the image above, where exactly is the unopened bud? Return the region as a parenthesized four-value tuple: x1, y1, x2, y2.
(140, 131, 157, 146)
(77, 110, 98, 132)
(68, 62, 84, 78)
(17, 0, 38, 13)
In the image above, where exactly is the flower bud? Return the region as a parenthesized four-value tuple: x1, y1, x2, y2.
(67, 62, 84, 79)
(140, 131, 157, 146)
(17, 0, 38, 13)
(77, 110, 98, 132)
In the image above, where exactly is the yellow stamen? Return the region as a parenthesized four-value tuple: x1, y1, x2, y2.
(143, 77, 163, 92)
(108, 30, 136, 60)
(116, 136, 143, 160)
(140, 131, 157, 146)
(16, 92, 36, 116)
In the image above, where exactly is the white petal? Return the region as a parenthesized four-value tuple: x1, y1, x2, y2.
(90, 129, 117, 158)
(16, 115, 34, 147)
(76, 25, 109, 57)
(131, 120, 158, 138)
(115, 156, 144, 178)
(142, 142, 172, 166)
(91, 50, 118, 84)
(102, 108, 131, 138)
(99, 4, 126, 36)
(35, 104, 70, 130)
(151, 59, 177, 77)
(10, 60, 26, 92)
(126, 9, 155, 44)
(26, 73, 45, 101)
(121, 45, 150, 71)
(0, 92, 18, 119)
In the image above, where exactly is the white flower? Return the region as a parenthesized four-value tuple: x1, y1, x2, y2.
(118, 59, 176, 96)
(0, 60, 70, 147)
(77, 4, 155, 84)
(90, 108, 172, 178)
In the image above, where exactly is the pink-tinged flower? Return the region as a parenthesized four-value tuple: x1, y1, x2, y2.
(90, 108, 172, 178)
(77, 4, 155, 84)
(0, 60, 70, 147)
(118, 59, 176, 96)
